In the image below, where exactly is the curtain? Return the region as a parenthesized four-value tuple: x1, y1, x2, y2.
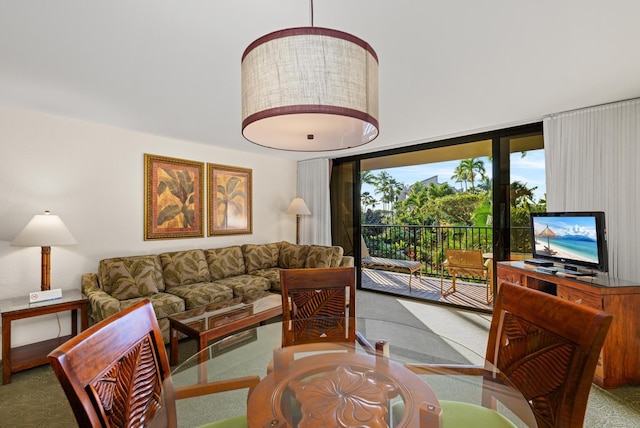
(297, 158, 332, 245)
(543, 98, 640, 280)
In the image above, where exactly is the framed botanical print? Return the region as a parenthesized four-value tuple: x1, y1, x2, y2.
(208, 163, 253, 236)
(144, 154, 204, 240)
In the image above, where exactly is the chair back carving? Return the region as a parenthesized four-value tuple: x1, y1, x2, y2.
(48, 300, 175, 427)
(280, 267, 356, 347)
(490, 281, 612, 428)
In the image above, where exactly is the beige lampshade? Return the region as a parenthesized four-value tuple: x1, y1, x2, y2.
(12, 211, 77, 291)
(286, 197, 311, 216)
(11, 211, 77, 247)
(242, 27, 379, 151)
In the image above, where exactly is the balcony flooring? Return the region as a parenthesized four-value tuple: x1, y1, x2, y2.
(361, 268, 493, 312)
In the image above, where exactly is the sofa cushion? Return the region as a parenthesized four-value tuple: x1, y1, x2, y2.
(98, 255, 165, 299)
(160, 249, 211, 289)
(243, 243, 280, 273)
(165, 282, 233, 310)
(118, 291, 185, 319)
(213, 275, 271, 297)
(329, 246, 345, 267)
(305, 245, 334, 268)
(278, 241, 309, 269)
(206, 246, 246, 280)
(250, 267, 282, 291)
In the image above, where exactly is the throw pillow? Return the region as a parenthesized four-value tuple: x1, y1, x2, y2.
(100, 257, 162, 300)
(243, 243, 279, 273)
(206, 246, 246, 280)
(160, 249, 211, 289)
(99, 255, 165, 293)
(279, 241, 309, 269)
(329, 246, 344, 267)
(305, 245, 333, 268)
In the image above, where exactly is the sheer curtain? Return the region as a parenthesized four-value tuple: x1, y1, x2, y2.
(543, 98, 640, 280)
(297, 158, 332, 245)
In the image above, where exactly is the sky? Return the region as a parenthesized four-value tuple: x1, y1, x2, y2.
(362, 149, 546, 208)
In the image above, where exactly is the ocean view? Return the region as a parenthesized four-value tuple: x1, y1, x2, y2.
(537, 236, 598, 263)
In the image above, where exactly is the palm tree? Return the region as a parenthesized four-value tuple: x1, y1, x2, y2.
(372, 171, 395, 212)
(451, 164, 467, 191)
(360, 191, 377, 211)
(459, 158, 486, 192)
(426, 182, 456, 199)
(403, 182, 430, 224)
(510, 181, 537, 208)
(477, 175, 492, 193)
(361, 170, 376, 187)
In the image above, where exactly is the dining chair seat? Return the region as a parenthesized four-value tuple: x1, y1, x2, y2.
(392, 400, 516, 428)
(198, 415, 248, 428)
(438, 401, 516, 427)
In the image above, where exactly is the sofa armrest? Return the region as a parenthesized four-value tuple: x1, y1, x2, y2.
(81, 273, 121, 322)
(81, 273, 101, 295)
(340, 256, 354, 267)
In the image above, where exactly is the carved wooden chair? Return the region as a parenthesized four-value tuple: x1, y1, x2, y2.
(404, 280, 613, 428)
(278, 267, 427, 426)
(48, 300, 258, 428)
(280, 266, 358, 347)
(440, 248, 492, 303)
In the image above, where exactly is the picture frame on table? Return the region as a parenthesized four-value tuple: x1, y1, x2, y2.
(208, 163, 253, 236)
(144, 154, 204, 240)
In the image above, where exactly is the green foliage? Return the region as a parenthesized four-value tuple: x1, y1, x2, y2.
(451, 158, 487, 192)
(428, 193, 484, 226)
(362, 209, 384, 224)
(361, 162, 544, 264)
(473, 198, 493, 227)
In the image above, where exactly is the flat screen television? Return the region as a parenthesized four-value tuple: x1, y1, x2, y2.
(530, 211, 608, 273)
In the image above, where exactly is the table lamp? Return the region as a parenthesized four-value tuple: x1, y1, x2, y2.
(286, 197, 311, 245)
(11, 210, 77, 300)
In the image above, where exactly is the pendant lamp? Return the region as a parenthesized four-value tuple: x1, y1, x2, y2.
(241, 2, 379, 151)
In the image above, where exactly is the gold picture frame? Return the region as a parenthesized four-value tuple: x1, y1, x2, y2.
(208, 163, 253, 236)
(144, 154, 204, 240)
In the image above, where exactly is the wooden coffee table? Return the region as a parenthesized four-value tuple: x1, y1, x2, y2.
(169, 292, 282, 365)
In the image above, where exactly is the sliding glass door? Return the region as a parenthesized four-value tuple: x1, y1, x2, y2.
(330, 123, 544, 312)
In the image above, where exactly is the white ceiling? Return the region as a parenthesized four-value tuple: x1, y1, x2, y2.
(1, 1, 639, 161)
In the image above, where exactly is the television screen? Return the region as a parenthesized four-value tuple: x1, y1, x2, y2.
(530, 211, 608, 273)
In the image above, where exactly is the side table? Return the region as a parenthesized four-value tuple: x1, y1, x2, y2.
(1, 289, 88, 384)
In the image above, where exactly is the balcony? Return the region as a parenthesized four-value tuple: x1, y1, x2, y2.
(362, 268, 493, 311)
(361, 224, 530, 312)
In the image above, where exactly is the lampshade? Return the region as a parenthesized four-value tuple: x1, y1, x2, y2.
(242, 26, 379, 151)
(287, 197, 312, 216)
(11, 211, 77, 247)
(11, 210, 77, 292)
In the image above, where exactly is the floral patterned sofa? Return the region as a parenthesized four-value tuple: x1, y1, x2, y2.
(81, 241, 353, 343)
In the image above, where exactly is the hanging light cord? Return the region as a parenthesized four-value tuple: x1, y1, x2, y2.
(310, 0, 314, 27)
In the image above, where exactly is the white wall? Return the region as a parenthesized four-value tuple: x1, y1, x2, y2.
(0, 106, 298, 350)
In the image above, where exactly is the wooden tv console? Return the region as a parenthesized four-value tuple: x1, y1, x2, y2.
(497, 261, 640, 389)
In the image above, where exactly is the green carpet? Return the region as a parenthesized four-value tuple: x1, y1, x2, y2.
(1, 290, 639, 427)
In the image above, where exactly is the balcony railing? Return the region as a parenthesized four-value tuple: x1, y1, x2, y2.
(362, 224, 530, 277)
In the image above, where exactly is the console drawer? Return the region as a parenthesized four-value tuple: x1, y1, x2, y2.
(557, 287, 602, 310)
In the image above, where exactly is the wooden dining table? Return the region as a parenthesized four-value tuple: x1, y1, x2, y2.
(165, 318, 537, 427)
